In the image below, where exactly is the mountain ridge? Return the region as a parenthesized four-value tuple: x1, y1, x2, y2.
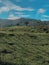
(0, 18, 49, 27)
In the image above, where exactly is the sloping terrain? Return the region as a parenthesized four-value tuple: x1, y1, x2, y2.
(0, 26, 49, 65)
(0, 18, 49, 27)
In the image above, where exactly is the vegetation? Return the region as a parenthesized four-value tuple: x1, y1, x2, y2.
(0, 18, 49, 27)
(0, 26, 49, 65)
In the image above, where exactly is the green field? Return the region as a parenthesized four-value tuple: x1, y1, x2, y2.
(0, 26, 49, 65)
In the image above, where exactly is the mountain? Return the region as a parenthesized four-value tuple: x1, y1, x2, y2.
(0, 18, 49, 27)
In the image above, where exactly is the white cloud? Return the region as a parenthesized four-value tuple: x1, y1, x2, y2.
(8, 14, 30, 20)
(20, 15, 30, 17)
(12, 6, 34, 11)
(24, 8, 34, 11)
(36, 8, 46, 19)
(42, 15, 49, 18)
(8, 14, 20, 20)
(41, 18, 48, 21)
(38, 9, 46, 14)
(41, 15, 49, 21)
(0, 6, 10, 13)
(0, 0, 34, 13)
(8, 13, 30, 20)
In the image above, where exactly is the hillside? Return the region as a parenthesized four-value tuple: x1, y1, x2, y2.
(0, 18, 49, 27)
(0, 26, 49, 65)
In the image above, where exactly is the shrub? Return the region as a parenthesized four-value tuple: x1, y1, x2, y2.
(8, 42, 14, 45)
(0, 33, 6, 37)
(1, 49, 12, 54)
(8, 34, 15, 36)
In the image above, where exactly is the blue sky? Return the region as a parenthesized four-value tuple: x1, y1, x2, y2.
(0, 0, 49, 20)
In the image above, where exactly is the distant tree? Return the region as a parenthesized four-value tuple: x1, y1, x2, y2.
(46, 30, 49, 33)
(25, 21, 29, 26)
(16, 23, 20, 26)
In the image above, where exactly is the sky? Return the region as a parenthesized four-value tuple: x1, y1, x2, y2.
(0, 0, 49, 20)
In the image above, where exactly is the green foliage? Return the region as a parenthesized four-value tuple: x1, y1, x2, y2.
(0, 26, 49, 65)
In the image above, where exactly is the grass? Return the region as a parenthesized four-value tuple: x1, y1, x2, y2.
(0, 26, 49, 65)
